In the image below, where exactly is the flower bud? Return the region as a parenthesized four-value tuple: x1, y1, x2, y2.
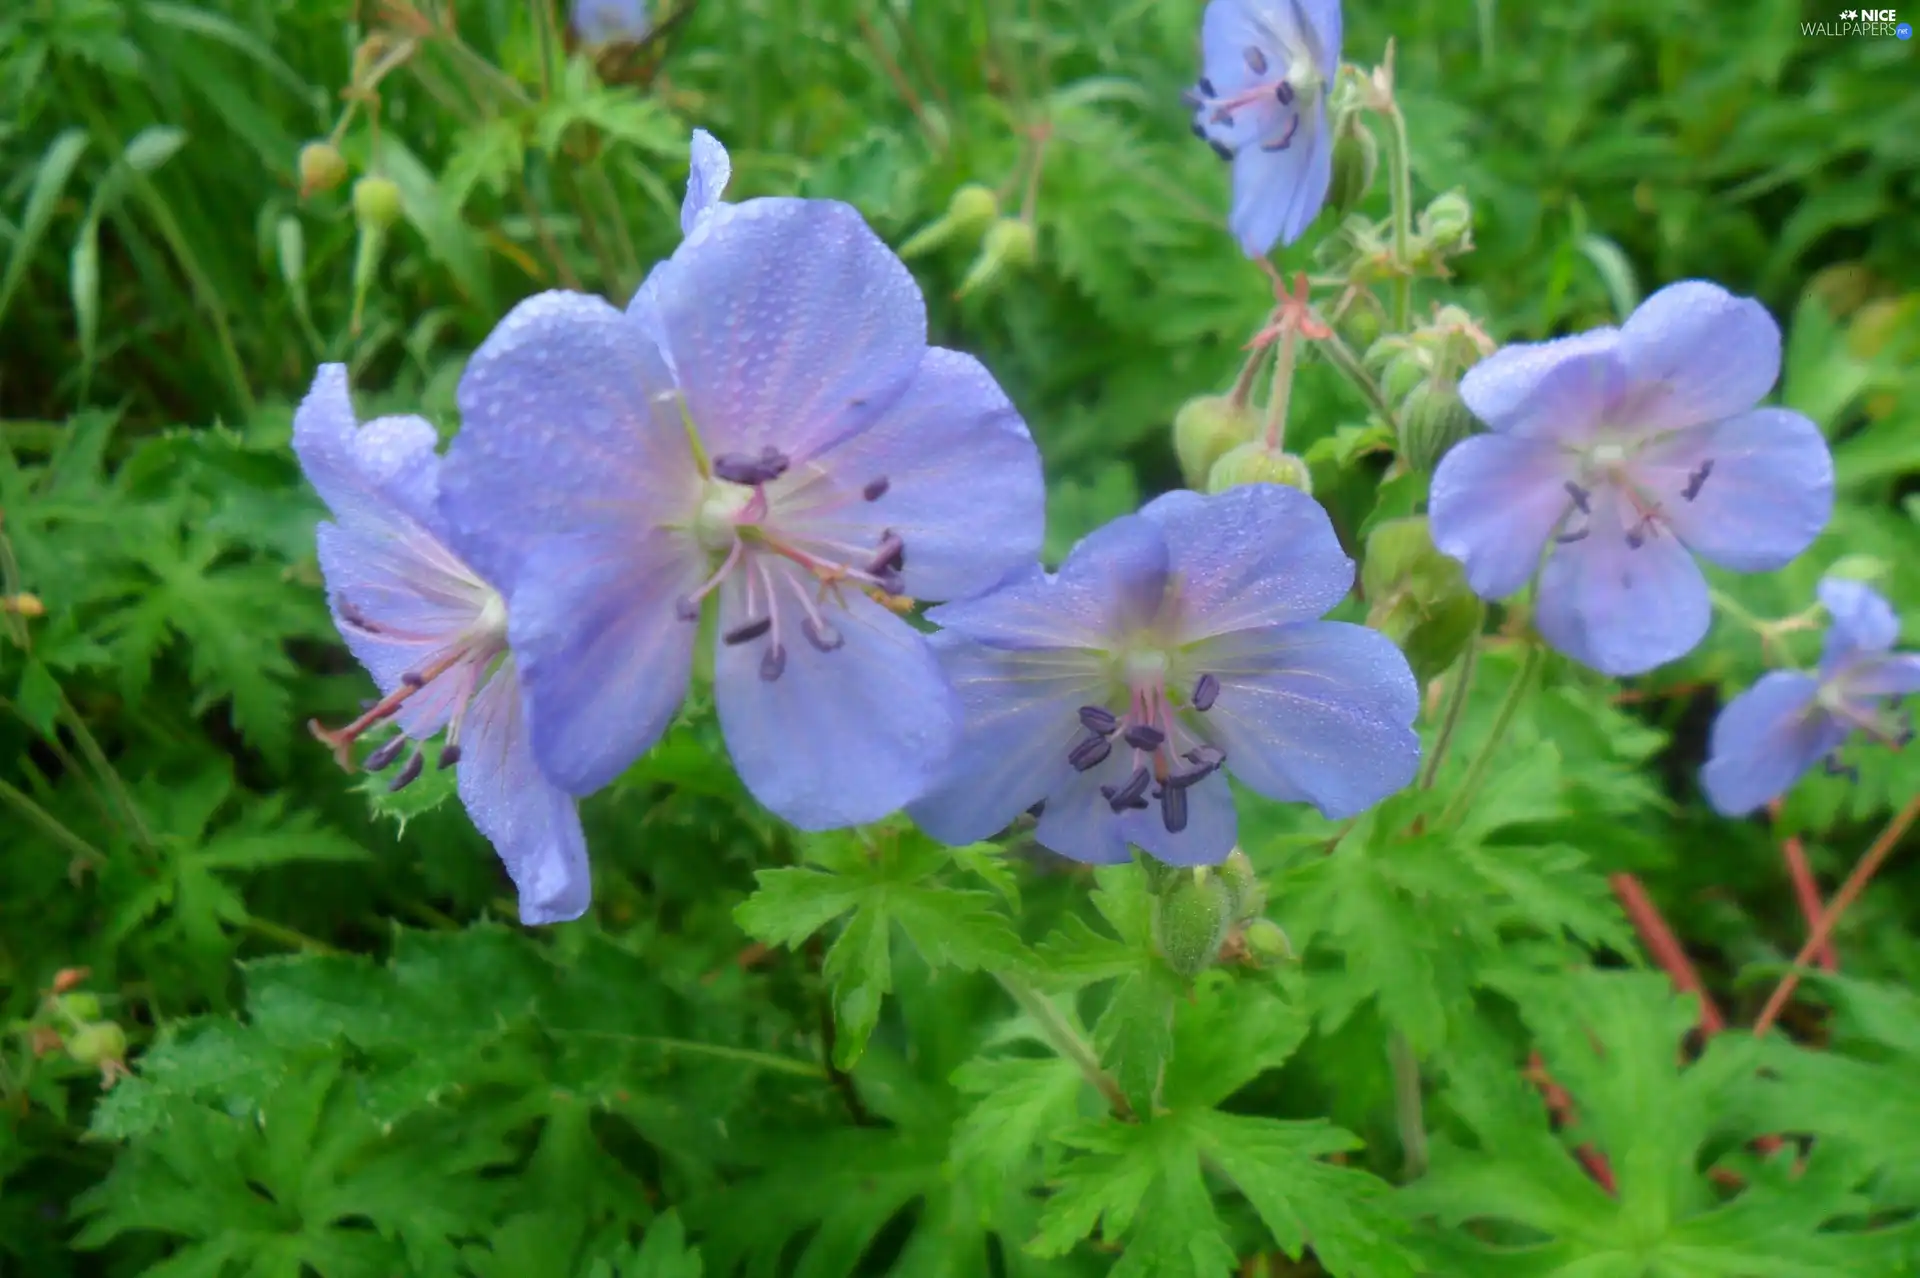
(56, 992, 103, 1021)
(947, 183, 1000, 237)
(1824, 554, 1891, 587)
(1241, 918, 1294, 964)
(1362, 517, 1483, 684)
(1327, 114, 1378, 216)
(351, 175, 403, 232)
(1418, 189, 1473, 258)
(954, 218, 1036, 297)
(1219, 849, 1265, 923)
(1397, 375, 1477, 472)
(1154, 868, 1234, 979)
(65, 1021, 127, 1067)
(298, 141, 348, 198)
(1206, 441, 1312, 497)
(1, 592, 45, 617)
(1172, 394, 1259, 490)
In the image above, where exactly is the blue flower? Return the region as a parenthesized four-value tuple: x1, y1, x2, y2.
(1429, 281, 1834, 676)
(440, 133, 1046, 830)
(1187, 0, 1343, 256)
(1701, 577, 1920, 817)
(572, 0, 650, 44)
(295, 366, 591, 925)
(907, 485, 1420, 866)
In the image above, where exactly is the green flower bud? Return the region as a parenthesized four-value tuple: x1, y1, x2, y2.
(65, 1021, 127, 1067)
(1362, 517, 1483, 685)
(955, 218, 1036, 297)
(352, 175, 403, 232)
(1419, 189, 1473, 257)
(1219, 849, 1265, 923)
(1206, 441, 1312, 497)
(56, 992, 103, 1021)
(1154, 868, 1234, 979)
(1172, 394, 1259, 490)
(1327, 114, 1379, 216)
(1241, 918, 1295, 964)
(947, 183, 1000, 237)
(1397, 375, 1478, 473)
(1824, 554, 1891, 586)
(298, 141, 348, 198)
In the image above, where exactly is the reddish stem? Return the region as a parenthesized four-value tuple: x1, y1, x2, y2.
(1770, 801, 1837, 971)
(1525, 1049, 1617, 1193)
(1609, 873, 1726, 1033)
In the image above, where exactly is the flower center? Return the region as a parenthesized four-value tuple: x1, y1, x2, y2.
(1184, 36, 1319, 162)
(694, 480, 757, 554)
(1057, 671, 1227, 835)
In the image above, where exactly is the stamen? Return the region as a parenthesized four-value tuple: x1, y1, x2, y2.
(1564, 481, 1591, 514)
(676, 538, 746, 622)
(1159, 783, 1189, 834)
(1261, 115, 1300, 152)
(760, 644, 787, 682)
(1182, 90, 1205, 112)
(1190, 119, 1208, 140)
(867, 531, 906, 575)
(1555, 529, 1590, 544)
(1210, 139, 1234, 162)
(1123, 724, 1165, 751)
(712, 447, 790, 486)
(1244, 46, 1268, 75)
(365, 735, 408, 771)
(1068, 734, 1113, 773)
(438, 743, 463, 770)
(1192, 674, 1220, 713)
(723, 617, 773, 645)
(1275, 80, 1294, 105)
(1198, 76, 1216, 97)
(1027, 799, 1047, 818)
(1624, 525, 1646, 550)
(1078, 705, 1119, 735)
(862, 476, 890, 502)
(402, 671, 427, 688)
(1681, 460, 1713, 502)
(388, 750, 425, 792)
(1168, 745, 1226, 789)
(801, 616, 843, 653)
(1102, 766, 1152, 812)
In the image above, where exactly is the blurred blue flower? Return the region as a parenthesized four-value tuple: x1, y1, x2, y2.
(572, 0, 650, 44)
(295, 366, 591, 925)
(1429, 281, 1834, 676)
(1701, 577, 1920, 816)
(907, 485, 1420, 866)
(1186, 0, 1343, 256)
(440, 134, 1046, 831)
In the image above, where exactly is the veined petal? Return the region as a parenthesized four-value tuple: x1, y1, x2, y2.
(1699, 672, 1839, 817)
(906, 634, 1103, 846)
(648, 198, 926, 463)
(446, 291, 692, 594)
(1847, 653, 1920, 698)
(682, 128, 732, 234)
(1817, 577, 1900, 670)
(928, 516, 1170, 650)
(1534, 486, 1710, 676)
(792, 347, 1045, 603)
(293, 365, 445, 537)
(509, 529, 704, 796)
(1139, 484, 1353, 638)
(1185, 620, 1420, 818)
(1228, 105, 1332, 256)
(715, 579, 959, 830)
(457, 664, 593, 924)
(1635, 408, 1832, 573)
(1120, 769, 1238, 867)
(1032, 747, 1136, 865)
(1458, 330, 1623, 443)
(1429, 434, 1579, 599)
(1615, 281, 1782, 435)
(1291, 0, 1344, 65)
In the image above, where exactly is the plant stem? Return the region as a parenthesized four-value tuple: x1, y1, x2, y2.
(1383, 97, 1416, 332)
(1228, 339, 1271, 410)
(1313, 313, 1401, 433)
(545, 1029, 827, 1079)
(1389, 1031, 1428, 1179)
(1418, 635, 1479, 789)
(997, 972, 1135, 1120)
(1753, 793, 1920, 1037)
(1437, 641, 1541, 827)
(1261, 325, 1301, 450)
(0, 778, 105, 869)
(240, 914, 340, 955)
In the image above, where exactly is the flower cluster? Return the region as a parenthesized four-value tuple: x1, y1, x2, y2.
(298, 129, 1422, 923)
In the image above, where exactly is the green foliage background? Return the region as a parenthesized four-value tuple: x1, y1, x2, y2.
(3, 0, 1918, 1275)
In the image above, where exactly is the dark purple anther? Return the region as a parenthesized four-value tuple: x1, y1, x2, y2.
(1168, 744, 1226, 788)
(402, 670, 426, 688)
(862, 476, 890, 502)
(438, 742, 463, 770)
(1625, 526, 1646, 550)
(1681, 459, 1713, 502)
(1564, 481, 1591, 514)
(340, 599, 383, 635)
(868, 531, 906, 575)
(1159, 783, 1189, 834)
(1555, 528, 1590, 544)
(760, 644, 787, 682)
(1079, 705, 1119, 735)
(1192, 673, 1220, 712)
(801, 617, 844, 653)
(1261, 115, 1300, 152)
(1069, 734, 1113, 773)
(1276, 80, 1294, 105)
(1103, 766, 1152, 812)
(873, 569, 906, 597)
(712, 447, 790, 486)
(365, 734, 408, 771)
(388, 750, 424, 793)
(723, 617, 773, 645)
(1190, 119, 1209, 139)
(1123, 723, 1165, 751)
(675, 596, 702, 622)
(1182, 88, 1205, 110)
(1210, 139, 1234, 162)
(1198, 76, 1216, 97)
(1245, 46, 1269, 75)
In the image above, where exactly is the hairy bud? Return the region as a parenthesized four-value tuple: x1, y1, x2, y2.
(298, 141, 349, 198)
(1172, 394, 1259, 489)
(1219, 849, 1265, 923)
(955, 218, 1037, 297)
(352, 175, 403, 232)
(1154, 868, 1234, 979)
(1398, 375, 1477, 472)
(1241, 918, 1295, 965)
(1206, 441, 1312, 496)
(900, 183, 1000, 260)
(55, 992, 103, 1021)
(1363, 517, 1482, 684)
(1327, 113, 1379, 216)
(65, 1021, 127, 1068)
(1418, 189, 1473, 258)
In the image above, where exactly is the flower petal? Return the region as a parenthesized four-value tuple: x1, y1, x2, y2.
(1120, 769, 1238, 867)
(1634, 408, 1832, 573)
(647, 198, 927, 463)
(509, 529, 703, 796)
(457, 664, 593, 924)
(1184, 620, 1420, 818)
(906, 634, 1103, 846)
(682, 128, 732, 234)
(1534, 486, 1710, 675)
(1032, 747, 1136, 865)
(1458, 330, 1624, 443)
(293, 365, 445, 536)
(1615, 281, 1782, 435)
(1816, 576, 1900, 669)
(1699, 672, 1839, 817)
(1139, 484, 1353, 637)
(715, 577, 959, 830)
(445, 291, 692, 594)
(1849, 653, 1920, 698)
(790, 347, 1045, 603)
(1228, 106, 1332, 256)
(1429, 434, 1579, 599)
(928, 515, 1170, 650)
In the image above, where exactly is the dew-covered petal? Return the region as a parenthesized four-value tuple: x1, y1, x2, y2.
(715, 576, 959, 829)
(1227, 106, 1332, 256)
(792, 347, 1044, 603)
(928, 515, 1170, 651)
(1533, 487, 1710, 676)
(682, 128, 732, 234)
(1139, 484, 1353, 638)
(1615, 281, 1782, 436)
(509, 529, 703, 796)
(1635, 408, 1832, 574)
(1817, 576, 1900, 670)
(1458, 330, 1624, 443)
(1032, 747, 1136, 865)
(648, 198, 926, 464)
(906, 634, 1104, 846)
(293, 364, 445, 536)
(1847, 653, 1920, 698)
(1120, 769, 1238, 867)
(456, 664, 593, 924)
(571, 0, 649, 42)
(444, 291, 691, 594)
(1429, 434, 1579, 599)
(1184, 620, 1420, 818)
(1698, 671, 1839, 818)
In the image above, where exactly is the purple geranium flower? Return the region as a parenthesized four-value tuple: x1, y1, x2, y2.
(440, 133, 1046, 830)
(1429, 281, 1834, 676)
(1186, 0, 1342, 256)
(907, 485, 1420, 866)
(572, 0, 650, 44)
(1701, 577, 1920, 817)
(295, 366, 590, 925)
